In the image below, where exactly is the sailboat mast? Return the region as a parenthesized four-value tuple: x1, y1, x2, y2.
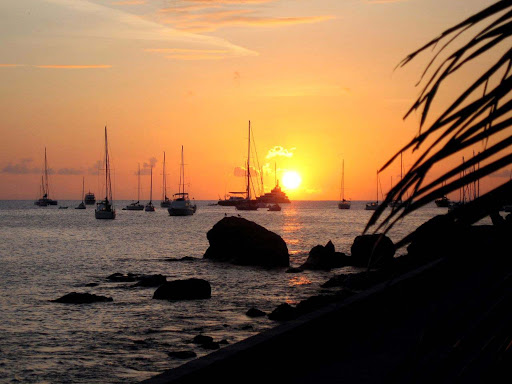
(247, 121, 251, 200)
(180, 145, 184, 195)
(163, 152, 166, 200)
(44, 147, 49, 197)
(150, 165, 153, 203)
(342, 160, 345, 201)
(104, 126, 112, 202)
(376, 170, 379, 204)
(138, 163, 141, 202)
(82, 177, 85, 202)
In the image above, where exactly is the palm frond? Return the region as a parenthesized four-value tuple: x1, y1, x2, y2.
(365, 1, 512, 240)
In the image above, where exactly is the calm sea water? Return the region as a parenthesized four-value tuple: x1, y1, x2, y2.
(0, 200, 469, 383)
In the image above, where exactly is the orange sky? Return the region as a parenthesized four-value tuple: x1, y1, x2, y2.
(0, 0, 508, 200)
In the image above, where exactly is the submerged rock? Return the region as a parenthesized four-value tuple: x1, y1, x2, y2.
(153, 278, 211, 300)
(204, 217, 289, 268)
(268, 303, 299, 321)
(246, 307, 266, 318)
(301, 240, 349, 270)
(52, 292, 113, 304)
(192, 335, 214, 345)
(168, 350, 197, 359)
(107, 273, 137, 282)
(350, 234, 395, 267)
(132, 274, 166, 287)
(286, 267, 304, 273)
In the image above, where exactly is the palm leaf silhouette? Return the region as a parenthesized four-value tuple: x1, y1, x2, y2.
(365, 0, 512, 244)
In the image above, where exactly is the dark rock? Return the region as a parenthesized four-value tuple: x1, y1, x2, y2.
(285, 267, 304, 273)
(201, 342, 220, 350)
(84, 283, 99, 287)
(240, 324, 253, 330)
(204, 217, 289, 268)
(321, 274, 349, 288)
(268, 303, 299, 321)
(132, 274, 166, 287)
(192, 335, 214, 345)
(52, 292, 113, 304)
(153, 278, 211, 300)
(219, 339, 229, 345)
(246, 307, 266, 317)
(295, 292, 353, 315)
(301, 240, 349, 270)
(165, 256, 196, 262)
(168, 350, 197, 359)
(350, 234, 395, 267)
(107, 273, 137, 282)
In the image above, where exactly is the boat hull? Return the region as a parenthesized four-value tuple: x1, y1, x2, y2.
(95, 210, 116, 219)
(124, 203, 144, 211)
(365, 202, 379, 211)
(168, 207, 195, 216)
(338, 201, 351, 210)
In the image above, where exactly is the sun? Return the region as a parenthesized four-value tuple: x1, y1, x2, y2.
(282, 171, 302, 190)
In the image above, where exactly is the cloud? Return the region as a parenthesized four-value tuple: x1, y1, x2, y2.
(489, 169, 512, 178)
(234, 165, 260, 177)
(1, 158, 40, 174)
(266, 146, 294, 159)
(0, 64, 25, 68)
(38, 0, 256, 57)
(140, 157, 158, 175)
(365, 0, 408, 3)
(88, 160, 102, 175)
(112, 0, 146, 4)
(145, 48, 233, 60)
(57, 168, 83, 175)
(35, 65, 112, 69)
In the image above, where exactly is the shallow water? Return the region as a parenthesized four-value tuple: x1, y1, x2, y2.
(0, 200, 472, 383)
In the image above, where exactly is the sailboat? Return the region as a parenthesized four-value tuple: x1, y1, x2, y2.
(389, 152, 403, 208)
(338, 159, 351, 209)
(365, 170, 380, 211)
(160, 151, 171, 208)
(145, 165, 155, 212)
(168, 146, 197, 216)
(75, 177, 86, 209)
(124, 164, 144, 210)
(95, 126, 116, 220)
(236, 121, 259, 211)
(34, 148, 58, 206)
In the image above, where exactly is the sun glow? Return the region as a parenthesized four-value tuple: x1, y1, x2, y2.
(282, 171, 302, 190)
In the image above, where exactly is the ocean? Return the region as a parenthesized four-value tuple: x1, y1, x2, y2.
(0, 200, 471, 383)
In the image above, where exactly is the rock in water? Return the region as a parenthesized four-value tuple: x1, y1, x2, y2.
(132, 274, 167, 287)
(301, 240, 349, 270)
(153, 278, 211, 300)
(246, 307, 266, 317)
(350, 234, 395, 267)
(52, 292, 113, 304)
(204, 217, 289, 268)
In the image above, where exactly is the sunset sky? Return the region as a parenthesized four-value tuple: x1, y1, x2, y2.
(0, 0, 507, 201)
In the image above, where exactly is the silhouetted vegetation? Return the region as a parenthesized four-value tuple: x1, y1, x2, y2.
(366, 0, 512, 245)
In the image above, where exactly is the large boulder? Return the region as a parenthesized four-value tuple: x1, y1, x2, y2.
(153, 278, 211, 300)
(300, 240, 349, 270)
(204, 217, 289, 268)
(350, 234, 395, 267)
(52, 292, 113, 304)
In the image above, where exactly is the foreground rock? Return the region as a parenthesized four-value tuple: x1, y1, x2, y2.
(52, 292, 113, 304)
(246, 307, 266, 317)
(204, 217, 289, 268)
(168, 350, 197, 359)
(350, 234, 395, 267)
(153, 278, 211, 300)
(301, 240, 349, 270)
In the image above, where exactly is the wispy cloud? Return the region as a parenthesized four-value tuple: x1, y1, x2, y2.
(36, 0, 256, 58)
(0, 64, 25, 68)
(145, 48, 233, 60)
(57, 168, 83, 175)
(1, 159, 40, 174)
(234, 165, 260, 177)
(266, 146, 295, 159)
(112, 0, 146, 4)
(139, 157, 158, 175)
(35, 65, 112, 69)
(158, 1, 333, 33)
(88, 160, 102, 175)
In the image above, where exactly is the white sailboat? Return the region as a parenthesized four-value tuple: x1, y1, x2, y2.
(160, 151, 171, 208)
(145, 165, 155, 212)
(34, 147, 58, 206)
(124, 164, 144, 211)
(236, 120, 259, 211)
(338, 159, 351, 209)
(75, 177, 86, 209)
(95, 126, 116, 220)
(168, 146, 196, 216)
